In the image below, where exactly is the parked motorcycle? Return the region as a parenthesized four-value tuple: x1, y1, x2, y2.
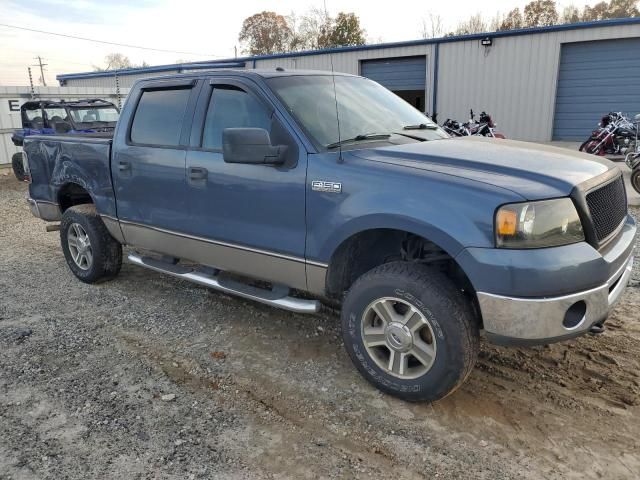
(441, 110, 505, 139)
(579, 112, 637, 156)
(625, 114, 640, 194)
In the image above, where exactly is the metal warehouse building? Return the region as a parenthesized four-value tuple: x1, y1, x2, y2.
(57, 18, 640, 142)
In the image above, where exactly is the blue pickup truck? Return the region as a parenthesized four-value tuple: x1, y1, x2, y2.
(22, 69, 635, 402)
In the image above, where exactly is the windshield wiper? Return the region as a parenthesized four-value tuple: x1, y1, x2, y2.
(326, 133, 391, 149)
(403, 123, 438, 130)
(392, 131, 427, 141)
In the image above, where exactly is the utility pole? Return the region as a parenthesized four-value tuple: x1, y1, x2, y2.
(234, 46, 237, 58)
(33, 56, 48, 86)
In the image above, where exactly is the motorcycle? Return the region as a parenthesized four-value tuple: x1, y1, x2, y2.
(441, 110, 505, 139)
(625, 113, 640, 194)
(579, 112, 637, 156)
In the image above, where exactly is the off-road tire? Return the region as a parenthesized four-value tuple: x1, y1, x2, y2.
(12, 152, 26, 181)
(631, 168, 640, 195)
(341, 262, 479, 403)
(60, 204, 122, 283)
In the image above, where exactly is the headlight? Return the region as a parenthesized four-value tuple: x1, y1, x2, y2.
(495, 198, 584, 248)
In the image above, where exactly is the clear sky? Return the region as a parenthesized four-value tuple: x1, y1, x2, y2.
(1, 0, 604, 86)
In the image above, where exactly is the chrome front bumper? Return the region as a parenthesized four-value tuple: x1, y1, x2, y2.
(478, 255, 634, 345)
(27, 197, 61, 221)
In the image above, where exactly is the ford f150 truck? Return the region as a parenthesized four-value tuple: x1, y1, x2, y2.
(22, 70, 636, 402)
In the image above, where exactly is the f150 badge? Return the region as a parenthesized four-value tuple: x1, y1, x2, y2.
(312, 180, 342, 193)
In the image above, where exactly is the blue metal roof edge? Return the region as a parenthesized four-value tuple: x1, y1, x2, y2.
(57, 17, 640, 82)
(57, 61, 247, 81)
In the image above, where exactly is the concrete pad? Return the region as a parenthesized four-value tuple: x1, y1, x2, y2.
(547, 141, 639, 207)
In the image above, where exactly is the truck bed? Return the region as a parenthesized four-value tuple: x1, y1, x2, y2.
(24, 135, 118, 219)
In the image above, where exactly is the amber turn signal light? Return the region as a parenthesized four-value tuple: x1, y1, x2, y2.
(496, 209, 517, 236)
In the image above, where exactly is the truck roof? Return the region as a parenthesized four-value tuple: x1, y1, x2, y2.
(137, 68, 359, 84)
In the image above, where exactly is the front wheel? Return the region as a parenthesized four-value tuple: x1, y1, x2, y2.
(60, 204, 122, 283)
(631, 168, 640, 195)
(11, 152, 26, 181)
(579, 139, 605, 156)
(341, 262, 479, 403)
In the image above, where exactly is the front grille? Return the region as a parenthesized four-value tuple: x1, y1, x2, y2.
(586, 175, 627, 242)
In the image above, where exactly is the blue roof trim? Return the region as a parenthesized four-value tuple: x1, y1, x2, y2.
(57, 17, 640, 82)
(57, 61, 247, 81)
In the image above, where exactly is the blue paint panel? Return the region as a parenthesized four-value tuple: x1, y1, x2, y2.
(360, 57, 426, 91)
(553, 37, 640, 140)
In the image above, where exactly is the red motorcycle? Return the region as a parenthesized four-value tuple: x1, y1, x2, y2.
(579, 112, 637, 156)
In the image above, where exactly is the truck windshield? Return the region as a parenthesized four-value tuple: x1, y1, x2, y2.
(267, 75, 447, 151)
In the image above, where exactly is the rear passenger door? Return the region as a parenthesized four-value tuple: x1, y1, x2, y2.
(183, 77, 308, 290)
(113, 79, 199, 239)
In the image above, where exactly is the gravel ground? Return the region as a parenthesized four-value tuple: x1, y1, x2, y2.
(1, 173, 639, 479)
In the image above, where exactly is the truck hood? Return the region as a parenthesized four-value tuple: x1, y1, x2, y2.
(349, 137, 614, 200)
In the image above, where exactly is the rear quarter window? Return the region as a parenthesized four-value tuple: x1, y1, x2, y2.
(130, 88, 191, 146)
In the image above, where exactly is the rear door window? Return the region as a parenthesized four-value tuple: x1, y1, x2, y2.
(202, 86, 272, 150)
(130, 88, 191, 146)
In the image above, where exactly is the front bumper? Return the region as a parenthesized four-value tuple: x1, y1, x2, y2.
(27, 197, 61, 221)
(478, 254, 634, 346)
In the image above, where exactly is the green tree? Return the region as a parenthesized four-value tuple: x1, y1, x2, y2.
(239, 11, 292, 55)
(326, 12, 366, 47)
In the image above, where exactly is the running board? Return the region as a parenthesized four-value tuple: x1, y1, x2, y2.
(127, 253, 320, 314)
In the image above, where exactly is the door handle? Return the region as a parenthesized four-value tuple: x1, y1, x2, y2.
(118, 161, 130, 171)
(189, 167, 208, 181)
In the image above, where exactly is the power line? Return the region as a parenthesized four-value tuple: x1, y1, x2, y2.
(0, 23, 222, 58)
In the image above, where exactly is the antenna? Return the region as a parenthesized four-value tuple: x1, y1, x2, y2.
(329, 52, 343, 163)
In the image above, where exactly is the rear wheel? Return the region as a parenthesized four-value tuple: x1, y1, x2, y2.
(60, 204, 122, 283)
(341, 262, 479, 403)
(11, 152, 26, 181)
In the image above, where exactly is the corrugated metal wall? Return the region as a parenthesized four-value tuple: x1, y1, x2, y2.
(0, 86, 129, 166)
(437, 23, 640, 141)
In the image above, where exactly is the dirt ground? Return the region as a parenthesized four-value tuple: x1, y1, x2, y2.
(1, 173, 639, 480)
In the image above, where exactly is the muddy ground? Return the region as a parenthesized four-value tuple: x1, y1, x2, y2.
(1, 173, 639, 479)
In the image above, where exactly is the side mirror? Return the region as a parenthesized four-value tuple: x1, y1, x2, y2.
(222, 128, 286, 165)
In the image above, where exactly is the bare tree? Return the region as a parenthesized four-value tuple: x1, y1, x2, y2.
(420, 14, 444, 39)
(453, 13, 488, 35)
(560, 5, 581, 23)
(93, 53, 147, 71)
(295, 7, 332, 50)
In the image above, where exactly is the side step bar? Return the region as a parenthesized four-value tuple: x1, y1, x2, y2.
(127, 253, 320, 314)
